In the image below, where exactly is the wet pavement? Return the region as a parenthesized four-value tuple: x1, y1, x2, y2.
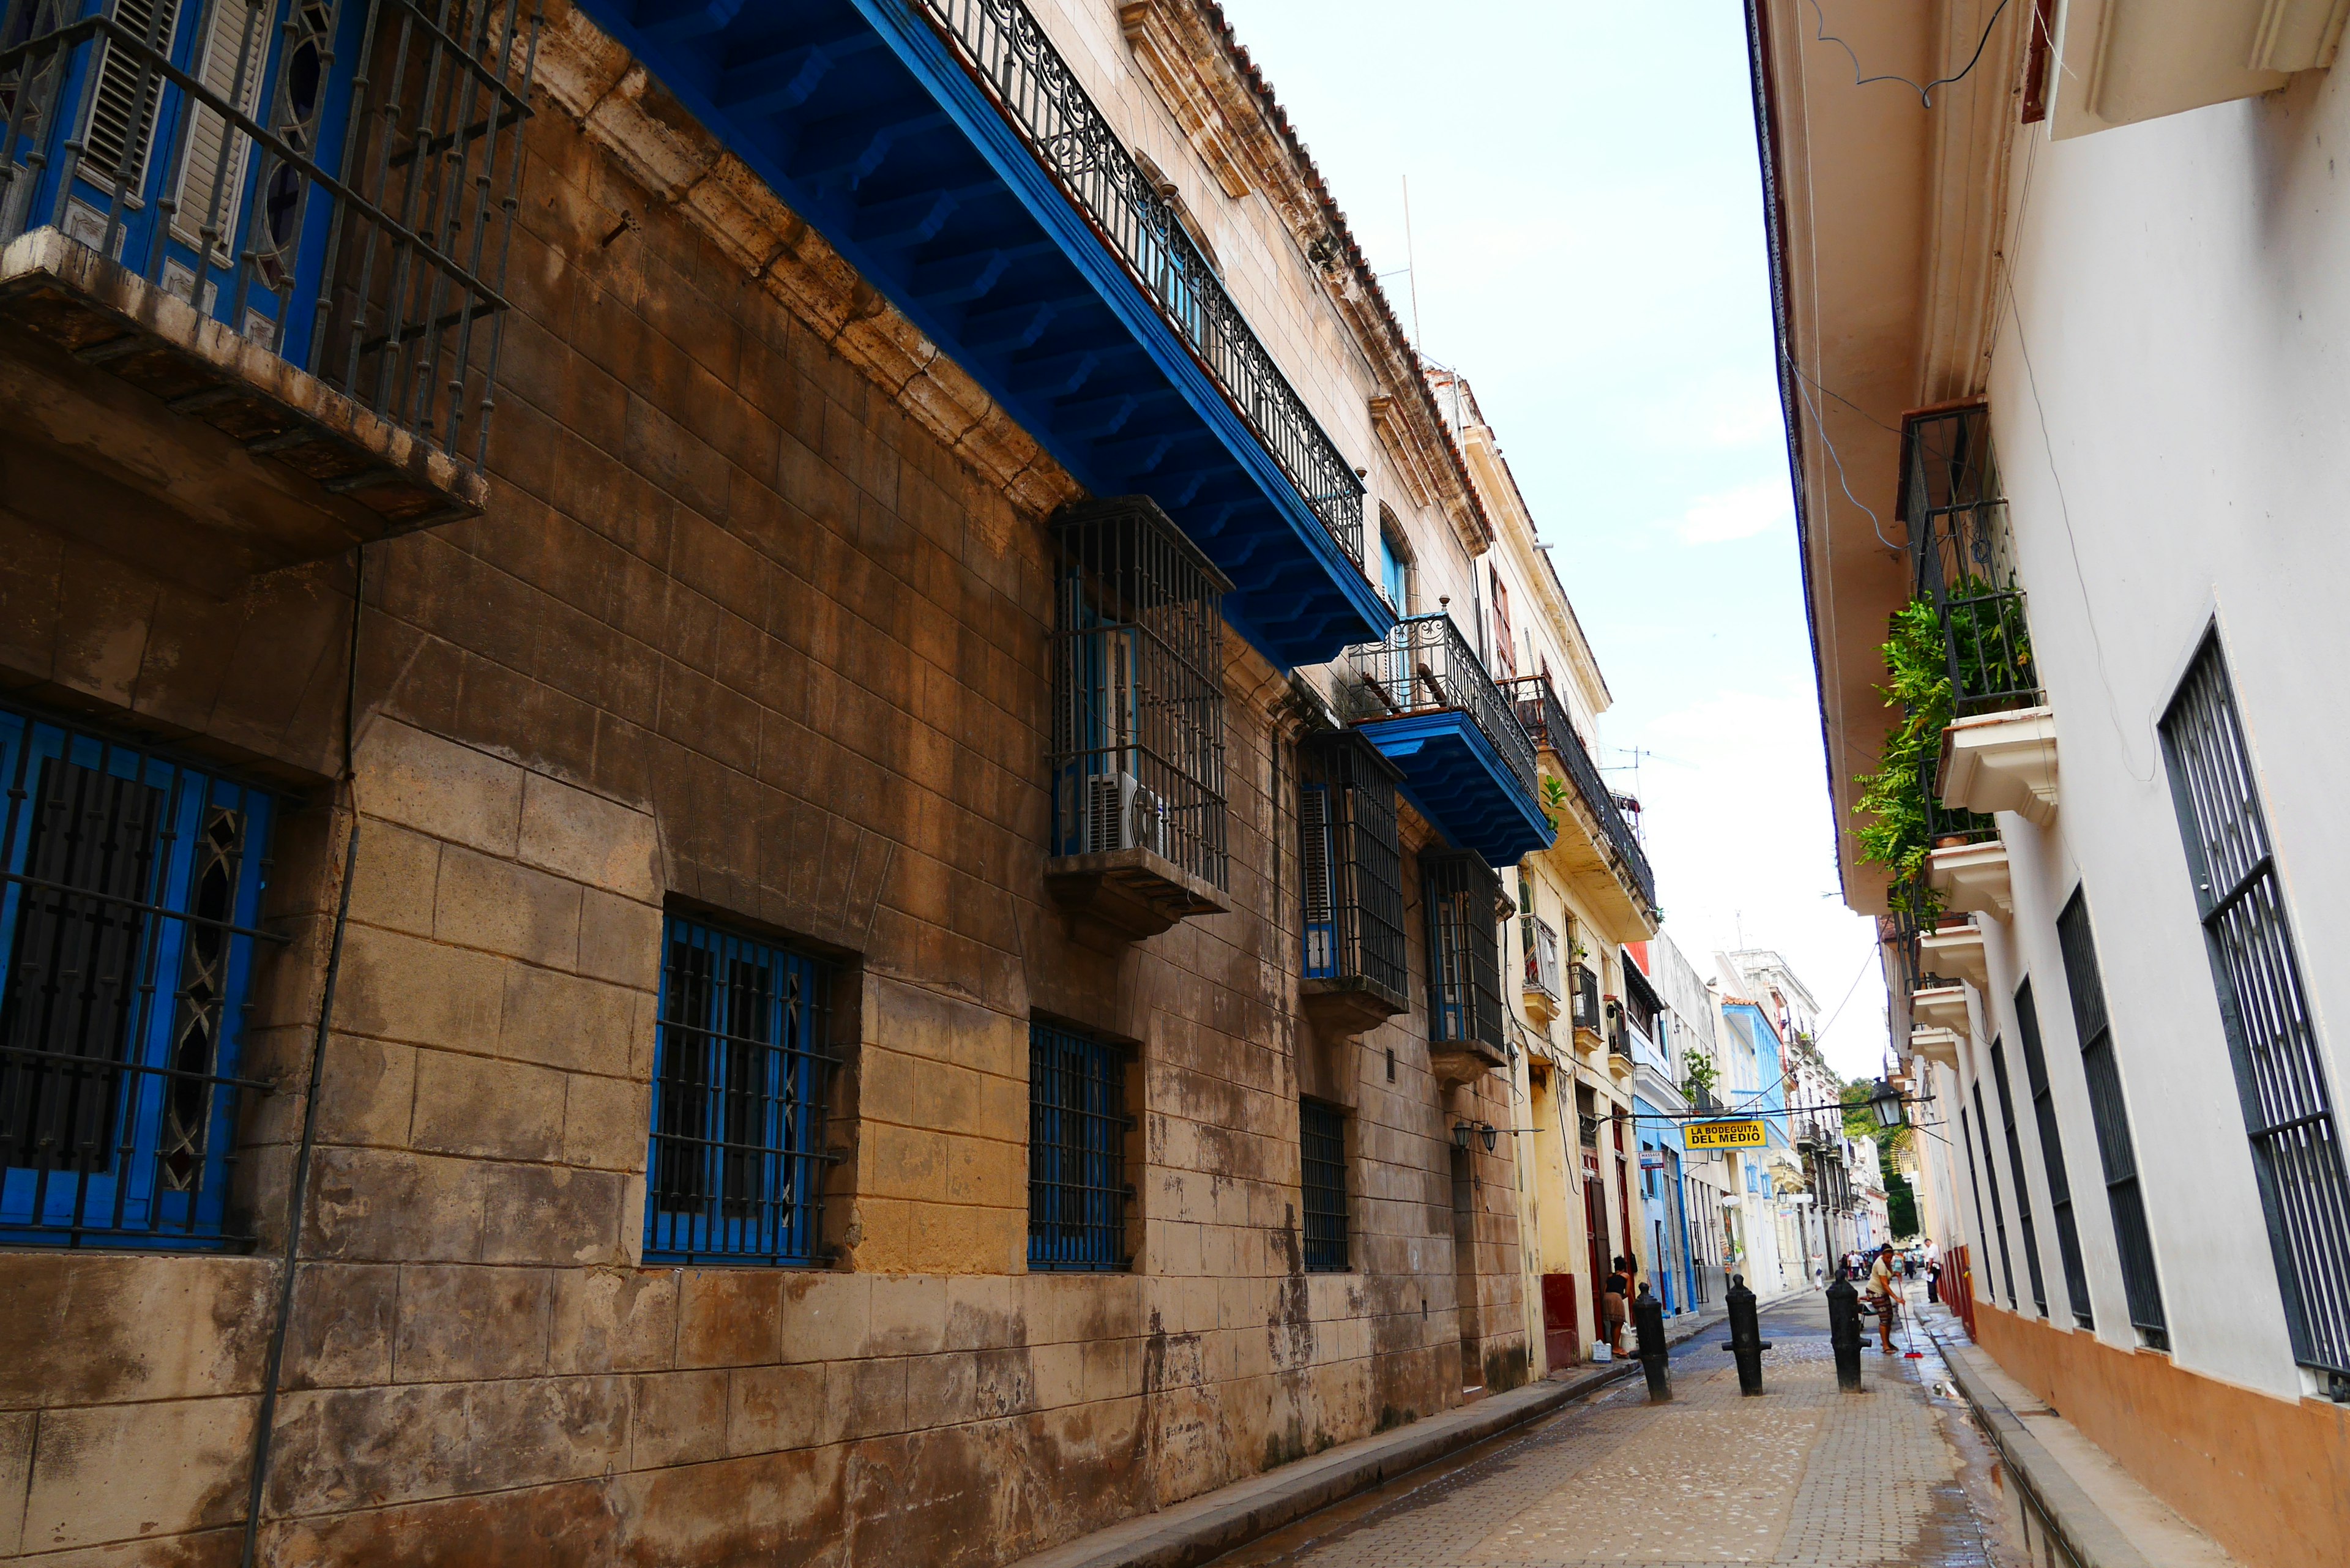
(1209, 1288, 2031, 1567)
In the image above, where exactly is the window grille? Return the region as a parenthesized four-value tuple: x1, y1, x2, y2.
(1990, 1038, 2047, 1317)
(2017, 979, 2092, 1328)
(1521, 913, 1560, 1001)
(2160, 635, 2348, 1382)
(1049, 497, 1229, 889)
(1571, 963, 1600, 1032)
(1299, 1097, 1346, 1272)
(0, 0, 540, 466)
(1028, 1019, 1128, 1271)
(1958, 1107, 1993, 1283)
(1423, 853, 1503, 1054)
(645, 916, 835, 1266)
(1972, 1080, 2016, 1309)
(1897, 402, 2040, 717)
(1296, 730, 1406, 1001)
(0, 700, 279, 1249)
(2054, 889, 2168, 1349)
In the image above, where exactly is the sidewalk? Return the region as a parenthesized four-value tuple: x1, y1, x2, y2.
(1008, 1286, 1801, 1568)
(1912, 1294, 2239, 1568)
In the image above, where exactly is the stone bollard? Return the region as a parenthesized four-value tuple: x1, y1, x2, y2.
(1726, 1273, 1772, 1396)
(1633, 1285, 1671, 1402)
(1827, 1276, 1863, 1392)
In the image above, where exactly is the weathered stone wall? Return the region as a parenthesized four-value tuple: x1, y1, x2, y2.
(0, 17, 1526, 1561)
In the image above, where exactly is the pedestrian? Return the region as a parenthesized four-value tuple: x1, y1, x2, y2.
(1927, 1255, 1942, 1304)
(1605, 1255, 1631, 1355)
(1868, 1244, 1898, 1352)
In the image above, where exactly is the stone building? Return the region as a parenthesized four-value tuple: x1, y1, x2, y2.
(0, 0, 1591, 1561)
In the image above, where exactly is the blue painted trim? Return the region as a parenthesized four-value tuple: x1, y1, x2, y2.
(1354, 709, 1553, 864)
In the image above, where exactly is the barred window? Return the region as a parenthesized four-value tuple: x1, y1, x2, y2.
(2161, 634, 2347, 1383)
(2016, 979, 2093, 1328)
(1048, 498, 1229, 887)
(1029, 1020, 1130, 1271)
(2054, 889, 2169, 1349)
(1423, 853, 1504, 1052)
(1990, 1039, 2047, 1317)
(0, 703, 277, 1249)
(1298, 731, 1407, 1001)
(645, 916, 835, 1266)
(1300, 1097, 1347, 1273)
(1972, 1080, 2016, 1309)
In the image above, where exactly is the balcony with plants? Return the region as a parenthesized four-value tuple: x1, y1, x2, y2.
(1505, 672, 1657, 935)
(561, 0, 1390, 670)
(1337, 611, 1551, 866)
(0, 0, 537, 570)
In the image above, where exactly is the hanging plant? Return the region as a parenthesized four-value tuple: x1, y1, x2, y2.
(1680, 1048, 1718, 1104)
(1853, 597, 1951, 922)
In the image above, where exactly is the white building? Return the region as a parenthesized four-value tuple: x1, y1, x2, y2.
(1754, 5, 2350, 1562)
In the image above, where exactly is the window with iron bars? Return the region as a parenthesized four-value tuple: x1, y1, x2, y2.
(644, 916, 836, 1267)
(2016, 979, 2093, 1329)
(1299, 1096, 1346, 1273)
(2160, 633, 2348, 1391)
(1972, 1079, 2016, 1309)
(0, 700, 278, 1249)
(1029, 1019, 1130, 1271)
(1049, 497, 1229, 889)
(1297, 729, 1406, 1004)
(2053, 887, 2168, 1350)
(0, 0, 539, 466)
(1989, 1037, 2047, 1318)
(1422, 853, 1503, 1055)
(1898, 401, 2040, 717)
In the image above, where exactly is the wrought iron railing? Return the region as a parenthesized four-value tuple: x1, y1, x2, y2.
(1423, 851, 1503, 1056)
(1578, 1110, 1600, 1148)
(1049, 497, 1229, 888)
(1922, 753, 1997, 847)
(0, 0, 540, 468)
(1297, 728, 1407, 1001)
(1344, 612, 1537, 802)
(917, 0, 1363, 563)
(1606, 1002, 1631, 1062)
(1505, 674, 1655, 910)
(1571, 963, 1600, 1032)
(1900, 403, 2041, 717)
(1521, 912, 1560, 1001)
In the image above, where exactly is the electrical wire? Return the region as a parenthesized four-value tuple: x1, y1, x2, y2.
(1804, 0, 2014, 108)
(1791, 357, 1901, 552)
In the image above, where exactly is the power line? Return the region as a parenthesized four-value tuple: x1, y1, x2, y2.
(1803, 0, 2015, 108)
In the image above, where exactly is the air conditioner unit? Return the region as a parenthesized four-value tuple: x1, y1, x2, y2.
(1081, 771, 1166, 858)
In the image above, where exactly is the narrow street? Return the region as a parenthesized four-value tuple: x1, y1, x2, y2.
(1212, 1290, 2023, 1568)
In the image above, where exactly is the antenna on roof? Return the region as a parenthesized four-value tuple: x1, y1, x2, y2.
(1402, 175, 1422, 351)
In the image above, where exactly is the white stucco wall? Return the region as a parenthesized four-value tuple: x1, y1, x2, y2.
(1963, 64, 2350, 1403)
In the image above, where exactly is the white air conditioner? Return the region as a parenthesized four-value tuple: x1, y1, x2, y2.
(1080, 771, 1166, 858)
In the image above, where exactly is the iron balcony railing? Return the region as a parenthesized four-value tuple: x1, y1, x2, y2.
(1605, 1001, 1631, 1062)
(0, 0, 540, 468)
(1578, 1111, 1600, 1148)
(1521, 912, 1560, 1001)
(1049, 497, 1230, 889)
(1423, 851, 1504, 1056)
(1922, 753, 1997, 849)
(1344, 613, 1537, 802)
(1571, 963, 1600, 1032)
(1900, 402, 2041, 718)
(1297, 728, 1408, 1001)
(1505, 674, 1655, 911)
(918, 0, 1363, 564)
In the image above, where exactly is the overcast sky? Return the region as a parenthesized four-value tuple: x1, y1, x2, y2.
(1217, 0, 1892, 1078)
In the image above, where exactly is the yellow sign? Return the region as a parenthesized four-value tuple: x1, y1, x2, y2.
(1686, 1119, 1767, 1150)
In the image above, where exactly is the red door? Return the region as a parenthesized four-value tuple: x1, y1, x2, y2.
(1540, 1273, 1580, 1368)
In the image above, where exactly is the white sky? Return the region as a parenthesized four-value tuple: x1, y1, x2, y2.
(1217, 0, 1892, 1079)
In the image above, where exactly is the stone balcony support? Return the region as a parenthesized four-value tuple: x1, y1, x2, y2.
(1928, 839, 2014, 920)
(1939, 706, 2059, 826)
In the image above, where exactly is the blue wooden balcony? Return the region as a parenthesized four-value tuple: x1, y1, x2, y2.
(1343, 614, 1551, 865)
(570, 0, 1391, 668)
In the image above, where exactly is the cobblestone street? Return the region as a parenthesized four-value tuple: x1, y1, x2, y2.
(1211, 1293, 2020, 1568)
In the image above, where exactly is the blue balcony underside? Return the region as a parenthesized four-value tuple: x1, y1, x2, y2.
(573, 0, 1390, 669)
(1354, 711, 1552, 866)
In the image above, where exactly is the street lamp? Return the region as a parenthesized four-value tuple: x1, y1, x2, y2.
(1452, 1121, 1500, 1153)
(1869, 1078, 1906, 1127)
(1452, 1122, 1472, 1152)
(1480, 1122, 1498, 1153)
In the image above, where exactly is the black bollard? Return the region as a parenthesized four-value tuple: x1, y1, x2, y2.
(1826, 1276, 1863, 1391)
(1726, 1274, 1772, 1396)
(1632, 1285, 1671, 1402)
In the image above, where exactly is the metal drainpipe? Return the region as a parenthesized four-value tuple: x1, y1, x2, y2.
(240, 547, 367, 1567)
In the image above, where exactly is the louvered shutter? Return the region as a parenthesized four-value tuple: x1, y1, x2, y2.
(1300, 783, 1335, 977)
(81, 0, 182, 190)
(171, 0, 269, 255)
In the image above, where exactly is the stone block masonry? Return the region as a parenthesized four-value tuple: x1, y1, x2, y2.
(0, 1, 1528, 1560)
